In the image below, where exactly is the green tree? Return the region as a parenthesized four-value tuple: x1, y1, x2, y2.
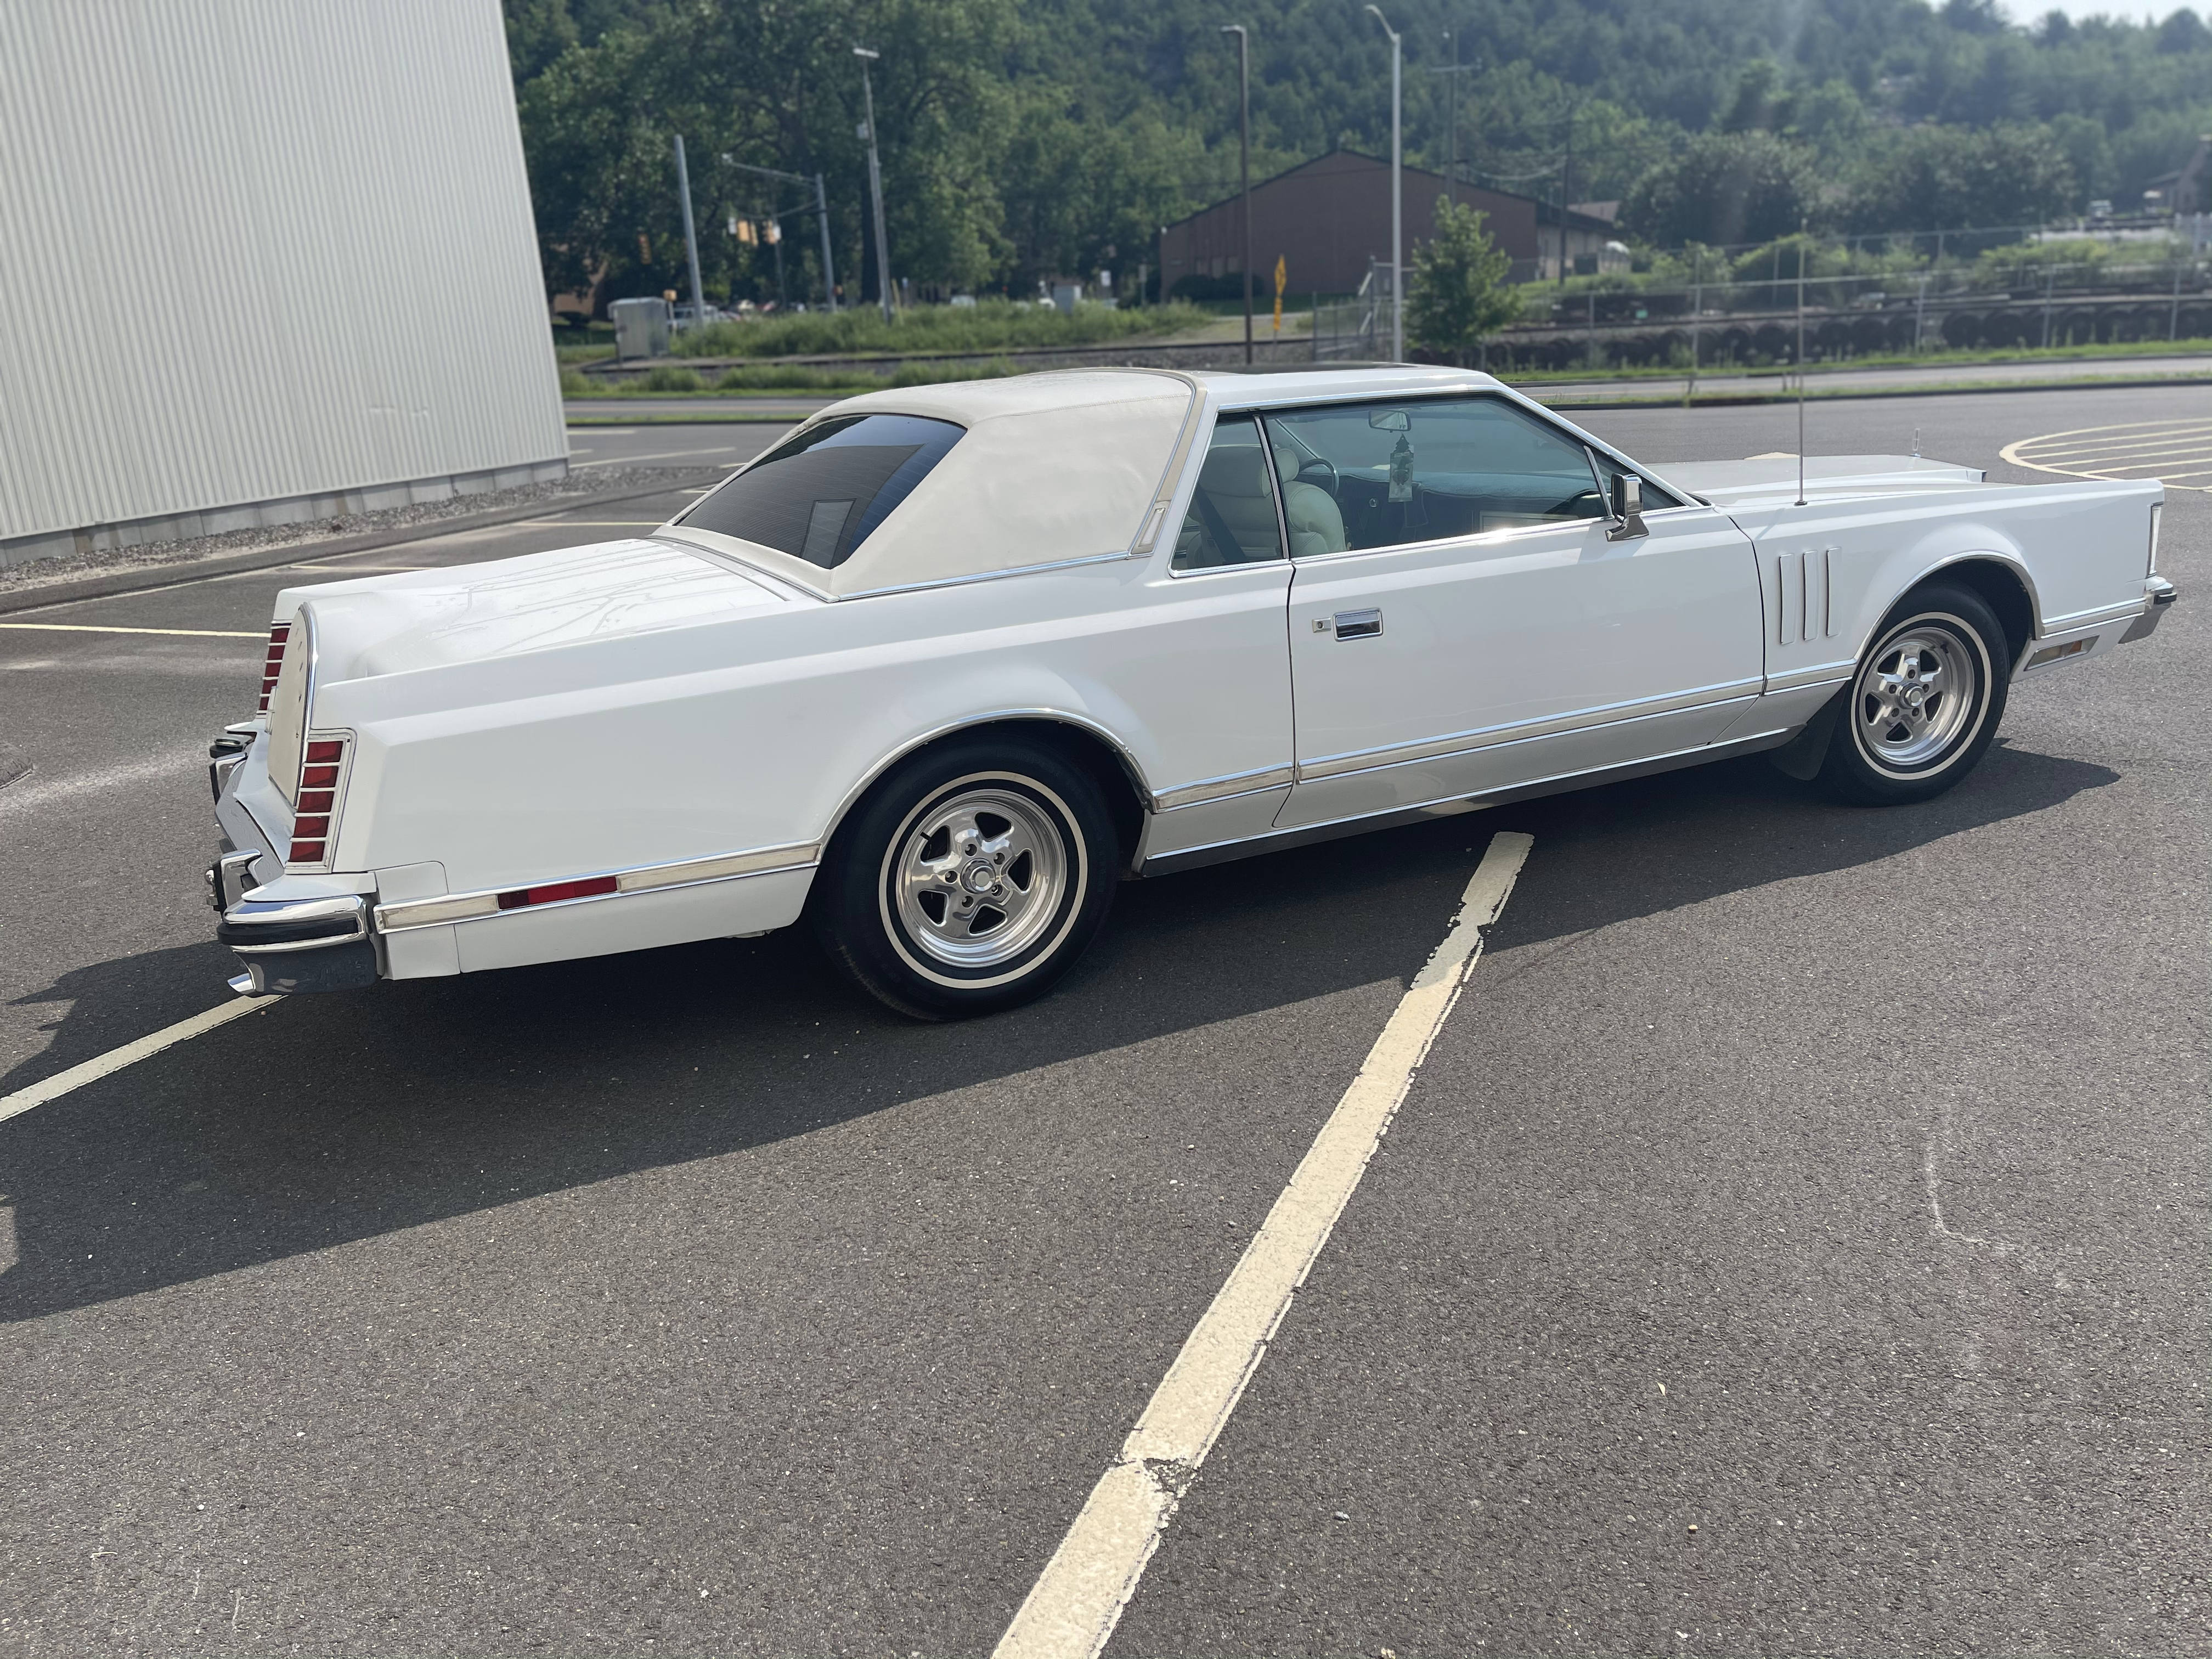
(1621, 130, 1815, 247)
(1841, 122, 2077, 229)
(1407, 202, 1519, 366)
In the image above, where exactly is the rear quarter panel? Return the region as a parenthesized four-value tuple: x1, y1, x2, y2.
(311, 553, 1292, 900)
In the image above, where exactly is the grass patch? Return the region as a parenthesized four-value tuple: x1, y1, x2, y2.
(672, 298, 1212, 360)
(563, 357, 1031, 399)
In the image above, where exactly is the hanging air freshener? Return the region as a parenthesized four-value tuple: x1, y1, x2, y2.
(1388, 431, 1414, 503)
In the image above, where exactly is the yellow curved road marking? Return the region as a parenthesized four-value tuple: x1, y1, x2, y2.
(2001, 418, 2212, 493)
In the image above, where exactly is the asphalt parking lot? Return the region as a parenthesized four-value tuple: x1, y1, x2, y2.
(1, 385, 2204, 1656)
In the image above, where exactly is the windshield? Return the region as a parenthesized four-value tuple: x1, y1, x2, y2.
(679, 413, 964, 569)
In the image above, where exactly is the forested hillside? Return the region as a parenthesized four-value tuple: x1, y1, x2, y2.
(505, 0, 2212, 307)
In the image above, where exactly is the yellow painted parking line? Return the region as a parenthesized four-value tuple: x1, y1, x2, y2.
(279, 563, 431, 574)
(996, 832, 1535, 1659)
(2002, 419, 2212, 493)
(2025, 432, 2212, 463)
(1, 995, 280, 1126)
(0, 622, 264, 639)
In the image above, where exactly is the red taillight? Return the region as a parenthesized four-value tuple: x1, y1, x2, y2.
(286, 735, 348, 866)
(256, 623, 289, 713)
(497, 875, 619, 910)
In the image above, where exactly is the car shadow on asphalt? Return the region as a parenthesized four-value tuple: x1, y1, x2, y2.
(0, 738, 2116, 1324)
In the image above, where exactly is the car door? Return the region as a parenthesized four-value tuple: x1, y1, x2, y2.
(1267, 393, 1766, 830)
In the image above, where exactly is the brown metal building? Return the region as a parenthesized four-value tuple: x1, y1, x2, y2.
(1159, 149, 1620, 296)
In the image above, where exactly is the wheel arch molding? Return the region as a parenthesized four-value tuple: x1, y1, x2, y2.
(1903, 552, 2040, 663)
(820, 712, 1153, 872)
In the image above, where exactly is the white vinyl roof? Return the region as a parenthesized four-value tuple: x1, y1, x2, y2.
(662, 369, 1200, 598)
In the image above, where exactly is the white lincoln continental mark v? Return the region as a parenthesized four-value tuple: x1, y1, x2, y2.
(208, 367, 2175, 1017)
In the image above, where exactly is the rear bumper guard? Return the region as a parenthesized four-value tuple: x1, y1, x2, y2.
(2121, 575, 2177, 644)
(218, 893, 377, 995)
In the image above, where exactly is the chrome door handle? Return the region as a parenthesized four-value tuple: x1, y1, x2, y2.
(1331, 608, 1383, 640)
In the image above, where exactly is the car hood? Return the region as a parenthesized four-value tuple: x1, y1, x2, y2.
(273, 538, 808, 682)
(1660, 454, 1985, 507)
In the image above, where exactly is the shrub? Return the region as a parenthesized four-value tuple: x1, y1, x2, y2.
(639, 364, 705, 392)
(670, 298, 1210, 360)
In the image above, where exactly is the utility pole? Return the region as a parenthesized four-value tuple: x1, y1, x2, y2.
(1427, 36, 1477, 210)
(673, 134, 706, 327)
(1221, 25, 1253, 365)
(854, 46, 893, 323)
(815, 174, 838, 310)
(1365, 5, 1402, 362)
(1558, 100, 1575, 287)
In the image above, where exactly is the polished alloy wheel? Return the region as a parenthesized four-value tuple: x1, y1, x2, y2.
(1852, 618, 1980, 771)
(888, 786, 1069, 970)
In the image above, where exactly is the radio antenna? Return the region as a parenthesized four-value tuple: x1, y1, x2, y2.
(1794, 225, 1808, 507)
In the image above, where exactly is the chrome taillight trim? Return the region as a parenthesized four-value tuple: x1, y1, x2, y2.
(281, 731, 356, 874)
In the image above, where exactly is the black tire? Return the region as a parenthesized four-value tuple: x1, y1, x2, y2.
(1818, 580, 2011, 806)
(811, 736, 1119, 1020)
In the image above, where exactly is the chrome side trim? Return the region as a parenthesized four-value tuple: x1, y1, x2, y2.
(1766, 660, 1856, 693)
(2040, 596, 2147, 633)
(1140, 727, 1798, 877)
(374, 841, 821, 934)
(837, 547, 1143, 602)
(1153, 764, 1299, 812)
(1293, 679, 1764, 783)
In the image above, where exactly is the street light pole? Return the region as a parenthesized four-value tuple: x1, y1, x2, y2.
(1221, 25, 1252, 365)
(854, 46, 893, 324)
(1364, 4, 1401, 363)
(672, 134, 707, 327)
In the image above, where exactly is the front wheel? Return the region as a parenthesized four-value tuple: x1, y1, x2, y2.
(811, 737, 1119, 1019)
(1819, 581, 2010, 805)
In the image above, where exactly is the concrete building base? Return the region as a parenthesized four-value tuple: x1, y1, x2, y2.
(0, 458, 569, 572)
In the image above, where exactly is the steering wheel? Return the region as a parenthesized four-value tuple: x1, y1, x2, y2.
(1296, 456, 1340, 498)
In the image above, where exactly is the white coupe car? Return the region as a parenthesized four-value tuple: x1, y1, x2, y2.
(208, 366, 2174, 1017)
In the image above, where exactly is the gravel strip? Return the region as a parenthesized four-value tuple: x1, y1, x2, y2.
(0, 467, 699, 595)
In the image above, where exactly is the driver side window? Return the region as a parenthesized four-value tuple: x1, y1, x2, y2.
(1261, 396, 1670, 554)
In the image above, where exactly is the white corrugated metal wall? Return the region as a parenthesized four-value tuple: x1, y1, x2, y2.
(0, 0, 566, 563)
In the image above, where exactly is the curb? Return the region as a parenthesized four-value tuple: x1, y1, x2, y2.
(565, 408, 813, 425)
(0, 473, 717, 617)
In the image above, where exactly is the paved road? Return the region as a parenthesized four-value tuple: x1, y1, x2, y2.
(1532, 350, 2212, 405)
(1, 386, 2203, 1655)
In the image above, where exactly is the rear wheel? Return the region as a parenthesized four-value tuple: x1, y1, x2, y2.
(1819, 581, 2010, 805)
(812, 737, 1118, 1019)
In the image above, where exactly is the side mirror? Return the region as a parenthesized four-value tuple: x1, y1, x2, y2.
(1607, 472, 1648, 542)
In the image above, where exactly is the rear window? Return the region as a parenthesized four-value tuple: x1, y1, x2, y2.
(678, 413, 963, 569)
